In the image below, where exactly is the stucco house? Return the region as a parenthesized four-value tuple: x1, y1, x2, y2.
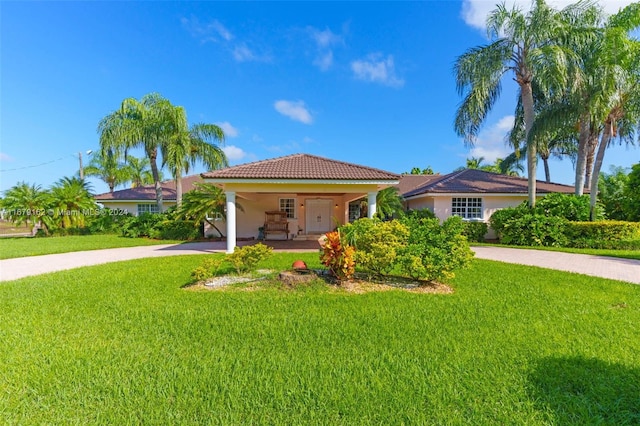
(94, 153, 578, 250)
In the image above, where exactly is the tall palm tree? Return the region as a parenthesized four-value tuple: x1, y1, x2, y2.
(454, 0, 597, 207)
(98, 93, 176, 212)
(127, 156, 157, 188)
(161, 106, 227, 206)
(83, 149, 131, 193)
(49, 177, 97, 229)
(0, 182, 52, 233)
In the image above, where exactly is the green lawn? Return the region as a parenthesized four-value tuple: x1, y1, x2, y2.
(475, 242, 640, 261)
(1, 253, 639, 424)
(0, 234, 182, 259)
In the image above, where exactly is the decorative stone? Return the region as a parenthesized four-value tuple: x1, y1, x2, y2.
(278, 270, 316, 286)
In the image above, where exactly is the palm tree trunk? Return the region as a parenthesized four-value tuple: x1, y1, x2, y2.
(589, 118, 612, 221)
(521, 82, 537, 207)
(584, 131, 599, 190)
(148, 148, 164, 212)
(175, 175, 183, 207)
(575, 117, 590, 196)
(542, 155, 551, 182)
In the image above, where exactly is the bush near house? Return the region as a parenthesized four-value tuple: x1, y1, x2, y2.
(490, 194, 639, 248)
(339, 216, 473, 283)
(461, 221, 488, 243)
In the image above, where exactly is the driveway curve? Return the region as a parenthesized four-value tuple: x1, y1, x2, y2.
(1, 243, 638, 284)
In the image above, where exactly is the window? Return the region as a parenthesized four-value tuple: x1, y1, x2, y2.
(137, 203, 159, 215)
(279, 198, 295, 218)
(206, 211, 224, 221)
(452, 197, 482, 219)
(349, 202, 363, 222)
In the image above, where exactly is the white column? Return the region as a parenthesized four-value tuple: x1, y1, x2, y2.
(225, 191, 236, 253)
(367, 191, 377, 219)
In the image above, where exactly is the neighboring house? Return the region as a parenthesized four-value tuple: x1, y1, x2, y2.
(94, 175, 203, 215)
(201, 154, 400, 252)
(401, 168, 579, 237)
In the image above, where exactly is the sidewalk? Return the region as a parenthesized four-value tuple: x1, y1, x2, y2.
(1, 243, 638, 284)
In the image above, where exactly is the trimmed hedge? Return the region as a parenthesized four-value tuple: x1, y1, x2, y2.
(566, 221, 640, 249)
(462, 221, 488, 243)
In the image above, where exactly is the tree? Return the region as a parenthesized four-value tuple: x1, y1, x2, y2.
(99, 93, 178, 212)
(161, 109, 227, 206)
(83, 149, 131, 193)
(597, 165, 630, 220)
(127, 156, 157, 188)
(0, 182, 52, 233)
(454, 0, 597, 207)
(176, 182, 242, 237)
(49, 177, 97, 229)
(622, 163, 640, 221)
(405, 166, 435, 175)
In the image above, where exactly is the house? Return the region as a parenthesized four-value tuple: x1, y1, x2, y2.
(94, 154, 579, 248)
(400, 168, 578, 237)
(201, 154, 400, 253)
(94, 174, 203, 215)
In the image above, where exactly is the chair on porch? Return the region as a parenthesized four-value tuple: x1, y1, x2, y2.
(263, 211, 289, 240)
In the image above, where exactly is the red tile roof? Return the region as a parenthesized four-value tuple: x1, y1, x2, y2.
(402, 169, 578, 197)
(201, 154, 400, 181)
(94, 175, 203, 201)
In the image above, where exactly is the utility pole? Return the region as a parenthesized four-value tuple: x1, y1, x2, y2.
(78, 150, 92, 180)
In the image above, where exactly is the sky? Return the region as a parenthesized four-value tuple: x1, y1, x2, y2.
(1, 0, 639, 196)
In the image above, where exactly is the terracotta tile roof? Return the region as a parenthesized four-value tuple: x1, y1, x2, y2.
(94, 174, 203, 201)
(201, 154, 400, 181)
(396, 174, 445, 195)
(403, 169, 578, 197)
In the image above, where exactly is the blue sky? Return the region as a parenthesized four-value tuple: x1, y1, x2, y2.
(1, 0, 638, 195)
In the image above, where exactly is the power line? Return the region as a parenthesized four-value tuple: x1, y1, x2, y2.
(0, 155, 76, 173)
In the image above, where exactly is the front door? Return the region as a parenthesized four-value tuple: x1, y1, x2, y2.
(306, 199, 333, 234)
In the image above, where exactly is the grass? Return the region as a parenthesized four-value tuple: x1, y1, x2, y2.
(475, 242, 640, 261)
(0, 234, 182, 259)
(1, 253, 639, 424)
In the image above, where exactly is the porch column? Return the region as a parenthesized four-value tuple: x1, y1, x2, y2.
(367, 191, 377, 219)
(225, 191, 236, 254)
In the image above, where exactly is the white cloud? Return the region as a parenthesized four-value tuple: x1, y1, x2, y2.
(252, 134, 264, 143)
(307, 26, 344, 71)
(0, 152, 13, 162)
(216, 121, 239, 137)
(274, 100, 313, 124)
(351, 53, 404, 88)
(468, 115, 515, 162)
(180, 16, 234, 42)
(462, 0, 639, 31)
(211, 20, 233, 41)
(232, 43, 271, 63)
(222, 145, 246, 161)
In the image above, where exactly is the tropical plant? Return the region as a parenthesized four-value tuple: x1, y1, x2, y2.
(83, 149, 131, 193)
(405, 166, 435, 175)
(162, 118, 227, 205)
(320, 231, 355, 282)
(176, 183, 243, 238)
(98, 93, 178, 212)
(127, 156, 157, 188)
(374, 186, 405, 219)
(454, 0, 598, 207)
(49, 177, 97, 229)
(623, 162, 640, 221)
(0, 182, 53, 233)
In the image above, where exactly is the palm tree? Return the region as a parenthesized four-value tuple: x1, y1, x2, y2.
(83, 149, 131, 193)
(49, 177, 97, 229)
(0, 182, 52, 233)
(98, 93, 176, 212)
(374, 186, 405, 219)
(161, 106, 227, 206)
(177, 182, 242, 237)
(454, 0, 597, 207)
(127, 156, 157, 188)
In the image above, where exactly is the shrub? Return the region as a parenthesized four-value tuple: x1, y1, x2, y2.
(151, 219, 200, 240)
(191, 257, 225, 281)
(565, 221, 640, 248)
(226, 243, 273, 274)
(404, 208, 436, 220)
(121, 213, 164, 238)
(397, 216, 473, 282)
(500, 213, 568, 247)
(462, 221, 488, 242)
(319, 231, 355, 282)
(534, 193, 597, 221)
(340, 218, 409, 276)
(86, 209, 132, 234)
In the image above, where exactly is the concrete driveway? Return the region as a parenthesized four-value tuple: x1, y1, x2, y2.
(1, 243, 638, 284)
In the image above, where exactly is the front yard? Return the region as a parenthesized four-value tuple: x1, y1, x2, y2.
(1, 253, 638, 424)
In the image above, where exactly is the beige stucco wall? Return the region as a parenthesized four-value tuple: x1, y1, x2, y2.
(97, 201, 177, 216)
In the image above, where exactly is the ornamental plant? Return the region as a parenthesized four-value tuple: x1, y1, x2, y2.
(320, 231, 355, 282)
(226, 243, 273, 274)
